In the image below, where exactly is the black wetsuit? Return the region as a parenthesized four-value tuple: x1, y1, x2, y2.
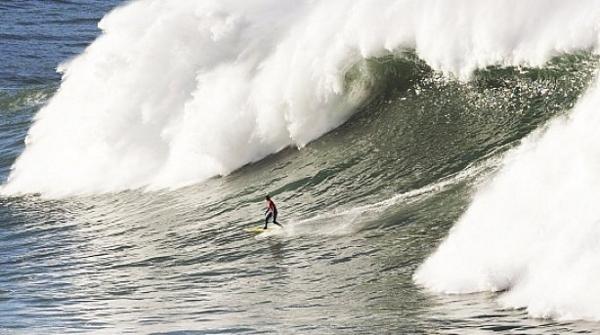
(265, 199, 282, 229)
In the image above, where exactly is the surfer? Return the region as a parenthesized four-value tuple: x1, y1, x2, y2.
(264, 195, 282, 229)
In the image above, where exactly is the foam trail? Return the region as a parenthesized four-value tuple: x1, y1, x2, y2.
(415, 77, 600, 320)
(3, 0, 600, 197)
(282, 154, 498, 237)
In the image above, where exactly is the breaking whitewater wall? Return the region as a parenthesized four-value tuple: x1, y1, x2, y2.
(3, 0, 600, 196)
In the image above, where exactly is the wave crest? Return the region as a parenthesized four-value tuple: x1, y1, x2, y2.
(3, 0, 600, 197)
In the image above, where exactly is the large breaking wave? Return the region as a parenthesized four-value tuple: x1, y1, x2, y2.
(4, 0, 600, 323)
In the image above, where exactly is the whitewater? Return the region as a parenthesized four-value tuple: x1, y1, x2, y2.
(4, 0, 599, 196)
(3, 0, 600, 333)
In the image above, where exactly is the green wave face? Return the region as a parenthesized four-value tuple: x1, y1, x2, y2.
(287, 52, 598, 211)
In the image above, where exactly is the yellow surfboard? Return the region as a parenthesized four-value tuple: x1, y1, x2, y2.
(245, 226, 269, 233)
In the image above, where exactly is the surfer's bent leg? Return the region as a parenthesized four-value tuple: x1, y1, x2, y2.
(273, 211, 282, 227)
(265, 212, 273, 229)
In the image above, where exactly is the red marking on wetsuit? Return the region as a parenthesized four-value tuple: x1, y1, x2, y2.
(267, 200, 276, 212)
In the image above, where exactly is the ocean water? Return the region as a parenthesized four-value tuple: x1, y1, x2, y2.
(3, 1, 600, 334)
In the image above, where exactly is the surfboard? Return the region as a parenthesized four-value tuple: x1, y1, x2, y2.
(245, 226, 272, 234)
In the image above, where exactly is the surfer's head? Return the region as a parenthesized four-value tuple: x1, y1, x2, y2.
(265, 195, 270, 200)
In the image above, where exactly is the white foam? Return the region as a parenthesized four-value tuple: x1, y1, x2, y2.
(4, 0, 600, 197)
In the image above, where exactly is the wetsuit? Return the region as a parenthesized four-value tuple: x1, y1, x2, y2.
(264, 199, 282, 229)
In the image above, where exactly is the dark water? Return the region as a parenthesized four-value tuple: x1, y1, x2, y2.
(2, 1, 600, 334)
(0, 0, 118, 88)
